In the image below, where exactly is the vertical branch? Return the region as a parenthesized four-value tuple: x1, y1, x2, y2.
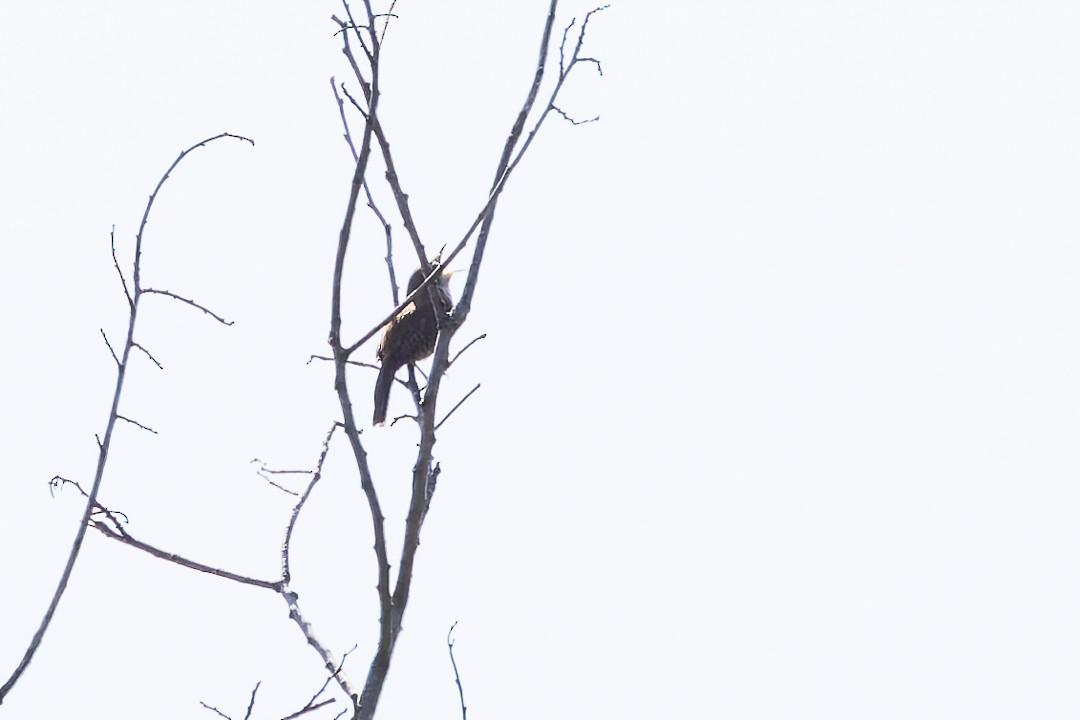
(0, 133, 252, 704)
(329, 3, 395, 719)
(326, 3, 606, 719)
(387, 2, 567, 644)
(452, 0, 561, 320)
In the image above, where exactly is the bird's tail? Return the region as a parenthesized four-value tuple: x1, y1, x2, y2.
(372, 364, 395, 426)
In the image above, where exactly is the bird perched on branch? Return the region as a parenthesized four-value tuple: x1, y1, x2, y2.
(373, 266, 453, 426)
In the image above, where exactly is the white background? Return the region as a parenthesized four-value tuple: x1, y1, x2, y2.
(3, 1, 1080, 718)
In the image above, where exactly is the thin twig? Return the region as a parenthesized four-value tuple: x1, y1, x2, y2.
(243, 682, 261, 720)
(296, 644, 356, 714)
(552, 105, 599, 125)
(378, 1, 398, 44)
(116, 415, 158, 435)
(49, 477, 132, 535)
(435, 384, 480, 431)
(279, 698, 336, 720)
(143, 288, 234, 325)
(281, 424, 338, 585)
(100, 329, 121, 367)
(447, 622, 467, 720)
(308, 354, 382, 372)
(251, 460, 311, 496)
(110, 226, 133, 309)
(199, 701, 233, 720)
(331, 78, 398, 304)
(132, 342, 164, 369)
(449, 334, 487, 366)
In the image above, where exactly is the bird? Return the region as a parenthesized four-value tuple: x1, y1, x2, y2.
(372, 266, 453, 426)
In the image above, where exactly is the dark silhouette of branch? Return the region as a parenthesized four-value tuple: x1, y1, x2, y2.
(308, 354, 381, 372)
(326, 3, 394, 718)
(143, 288, 234, 326)
(244, 682, 261, 720)
(116, 414, 158, 434)
(318, 3, 607, 719)
(450, 4, 609, 320)
(447, 622, 468, 720)
(552, 105, 599, 125)
(110, 225, 133, 308)
(251, 459, 308, 496)
(92, 522, 281, 591)
(277, 643, 354, 720)
(449, 334, 487, 366)
(0, 132, 252, 705)
(281, 424, 338, 585)
(100, 328, 120, 366)
(278, 423, 361, 709)
(201, 680, 262, 720)
(199, 700, 233, 719)
(132, 342, 164, 369)
(279, 698, 337, 720)
(331, 78, 399, 306)
(435, 384, 481, 431)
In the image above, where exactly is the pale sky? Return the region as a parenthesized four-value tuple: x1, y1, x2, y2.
(3, 1, 1080, 718)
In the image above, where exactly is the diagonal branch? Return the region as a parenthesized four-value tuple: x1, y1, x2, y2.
(92, 522, 281, 591)
(143, 288, 234, 326)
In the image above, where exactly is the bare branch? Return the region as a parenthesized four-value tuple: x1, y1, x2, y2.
(435, 383, 481, 431)
(251, 459, 311, 496)
(199, 700, 233, 720)
(281, 423, 338, 585)
(132, 342, 164, 369)
(331, 79, 399, 304)
(116, 414, 158, 435)
(110, 226, 133, 309)
(269, 423, 360, 709)
(378, 5, 399, 44)
(338, 24, 429, 276)
(449, 334, 487, 366)
(100, 329, 121, 367)
(0, 132, 253, 704)
(447, 622, 467, 720)
(552, 105, 599, 125)
(309, 353, 383, 372)
(143, 288, 234, 326)
(47, 475, 86, 500)
(49, 477, 131, 534)
(578, 56, 603, 75)
(443, 4, 609, 302)
(286, 644, 356, 720)
(243, 682, 261, 720)
(92, 522, 281, 591)
(282, 595, 359, 715)
(279, 698, 336, 720)
(330, 77, 360, 161)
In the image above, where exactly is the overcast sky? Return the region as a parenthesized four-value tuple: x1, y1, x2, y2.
(3, 1, 1080, 718)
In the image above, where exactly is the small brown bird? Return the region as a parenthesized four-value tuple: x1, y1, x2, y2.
(372, 267, 453, 426)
